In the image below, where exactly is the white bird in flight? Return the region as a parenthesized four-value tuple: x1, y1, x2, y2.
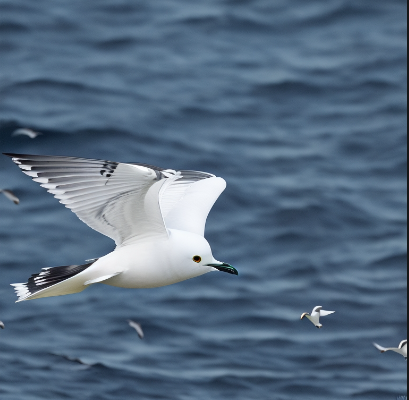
(0, 189, 20, 205)
(12, 128, 42, 139)
(127, 320, 144, 339)
(300, 306, 335, 329)
(5, 153, 237, 303)
(0, 321, 4, 329)
(373, 340, 407, 360)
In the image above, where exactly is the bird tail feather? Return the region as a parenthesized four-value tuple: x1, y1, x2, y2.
(11, 261, 96, 303)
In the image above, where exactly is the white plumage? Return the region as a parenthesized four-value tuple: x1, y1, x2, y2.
(373, 340, 407, 359)
(300, 306, 335, 329)
(5, 154, 237, 303)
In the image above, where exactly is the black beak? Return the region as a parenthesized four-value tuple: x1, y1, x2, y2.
(207, 263, 238, 276)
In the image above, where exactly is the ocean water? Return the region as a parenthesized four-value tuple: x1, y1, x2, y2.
(0, 1, 407, 399)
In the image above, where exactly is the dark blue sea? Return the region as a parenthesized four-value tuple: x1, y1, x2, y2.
(0, 1, 407, 399)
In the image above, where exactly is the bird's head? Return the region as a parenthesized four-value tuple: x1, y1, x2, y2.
(169, 230, 238, 278)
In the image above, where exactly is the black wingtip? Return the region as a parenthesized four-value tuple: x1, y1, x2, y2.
(3, 153, 32, 158)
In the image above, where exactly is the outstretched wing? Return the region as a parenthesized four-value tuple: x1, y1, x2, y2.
(162, 176, 226, 236)
(320, 310, 335, 317)
(399, 340, 407, 349)
(5, 153, 171, 246)
(373, 343, 389, 352)
(311, 306, 322, 315)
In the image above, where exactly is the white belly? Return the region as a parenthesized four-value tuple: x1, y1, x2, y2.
(89, 232, 211, 289)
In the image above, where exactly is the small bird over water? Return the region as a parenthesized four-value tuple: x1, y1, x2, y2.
(300, 306, 335, 329)
(5, 153, 237, 303)
(373, 340, 407, 360)
(0, 189, 20, 205)
(0, 321, 5, 329)
(127, 320, 144, 339)
(12, 128, 42, 139)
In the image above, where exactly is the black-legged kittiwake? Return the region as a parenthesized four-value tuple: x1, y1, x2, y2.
(373, 340, 407, 360)
(300, 306, 335, 329)
(4, 154, 238, 303)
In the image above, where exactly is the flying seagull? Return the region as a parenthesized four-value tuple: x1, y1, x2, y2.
(5, 153, 237, 303)
(373, 340, 407, 360)
(127, 320, 144, 339)
(12, 128, 42, 139)
(51, 353, 92, 366)
(0, 189, 20, 205)
(0, 321, 4, 329)
(300, 306, 335, 329)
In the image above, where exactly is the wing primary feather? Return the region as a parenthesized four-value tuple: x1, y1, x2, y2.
(5, 153, 222, 244)
(5, 154, 169, 245)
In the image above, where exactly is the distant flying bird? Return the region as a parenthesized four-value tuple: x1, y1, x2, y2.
(5, 153, 237, 303)
(12, 128, 42, 139)
(373, 340, 407, 360)
(0, 189, 20, 205)
(127, 320, 144, 339)
(300, 306, 335, 329)
(51, 353, 92, 366)
(0, 321, 4, 329)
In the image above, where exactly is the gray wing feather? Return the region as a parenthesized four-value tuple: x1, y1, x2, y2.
(5, 153, 220, 243)
(5, 154, 168, 245)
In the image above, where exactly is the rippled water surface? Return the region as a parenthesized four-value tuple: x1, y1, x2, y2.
(0, 1, 407, 399)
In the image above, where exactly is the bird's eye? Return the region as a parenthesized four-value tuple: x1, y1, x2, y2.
(193, 256, 202, 263)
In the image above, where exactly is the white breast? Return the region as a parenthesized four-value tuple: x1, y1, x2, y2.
(94, 229, 213, 289)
